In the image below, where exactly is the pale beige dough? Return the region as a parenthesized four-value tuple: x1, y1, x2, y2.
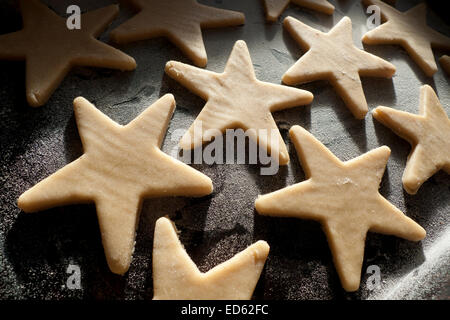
(255, 125, 426, 292)
(110, 0, 244, 67)
(440, 55, 450, 75)
(152, 217, 270, 300)
(18, 94, 213, 275)
(362, 0, 450, 77)
(262, 0, 334, 22)
(283, 16, 396, 119)
(165, 40, 313, 166)
(0, 0, 136, 107)
(373, 85, 450, 195)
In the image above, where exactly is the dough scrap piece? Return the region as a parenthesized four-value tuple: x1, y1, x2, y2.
(373, 85, 450, 195)
(110, 0, 244, 67)
(362, 0, 450, 77)
(440, 55, 450, 75)
(283, 16, 395, 119)
(0, 0, 136, 107)
(165, 40, 313, 165)
(17, 94, 213, 275)
(262, 0, 335, 22)
(152, 217, 270, 300)
(255, 125, 426, 292)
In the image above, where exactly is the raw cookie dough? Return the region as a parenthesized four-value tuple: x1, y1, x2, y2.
(17, 94, 213, 275)
(283, 16, 395, 119)
(152, 217, 270, 300)
(362, 0, 450, 77)
(110, 0, 244, 67)
(262, 0, 335, 22)
(0, 0, 136, 107)
(255, 125, 426, 292)
(440, 55, 450, 75)
(165, 40, 313, 165)
(373, 85, 450, 195)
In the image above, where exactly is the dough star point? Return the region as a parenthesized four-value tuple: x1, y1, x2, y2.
(440, 55, 450, 75)
(255, 125, 425, 291)
(18, 94, 213, 275)
(110, 0, 245, 67)
(152, 217, 270, 300)
(373, 85, 450, 195)
(283, 15, 396, 119)
(165, 40, 313, 166)
(0, 0, 137, 107)
(262, 0, 335, 22)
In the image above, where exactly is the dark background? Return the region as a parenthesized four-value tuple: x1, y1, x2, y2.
(0, 0, 449, 300)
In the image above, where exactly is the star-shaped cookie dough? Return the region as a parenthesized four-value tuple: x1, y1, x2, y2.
(0, 0, 136, 107)
(165, 40, 313, 165)
(283, 16, 396, 119)
(110, 0, 244, 67)
(373, 85, 450, 195)
(362, 0, 450, 77)
(440, 55, 450, 75)
(255, 125, 426, 292)
(262, 0, 335, 22)
(152, 217, 270, 300)
(17, 94, 213, 275)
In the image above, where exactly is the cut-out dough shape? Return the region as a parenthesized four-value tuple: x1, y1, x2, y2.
(255, 125, 426, 292)
(110, 0, 244, 67)
(165, 40, 313, 165)
(18, 95, 213, 275)
(0, 0, 136, 107)
(362, 0, 450, 77)
(373, 85, 450, 195)
(283, 16, 395, 119)
(440, 55, 450, 75)
(152, 217, 270, 300)
(262, 0, 335, 22)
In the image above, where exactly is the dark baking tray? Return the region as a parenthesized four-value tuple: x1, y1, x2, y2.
(0, 0, 449, 300)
